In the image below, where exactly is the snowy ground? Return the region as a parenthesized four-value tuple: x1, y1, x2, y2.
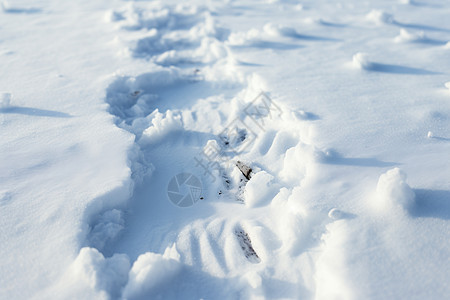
(1, 0, 449, 299)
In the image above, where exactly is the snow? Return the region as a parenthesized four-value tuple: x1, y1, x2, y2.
(243, 171, 277, 208)
(352, 52, 373, 70)
(140, 109, 183, 144)
(123, 247, 181, 300)
(88, 209, 125, 251)
(365, 9, 395, 25)
(395, 28, 427, 43)
(375, 168, 416, 212)
(0, 92, 12, 108)
(1, 0, 449, 299)
(70, 248, 130, 299)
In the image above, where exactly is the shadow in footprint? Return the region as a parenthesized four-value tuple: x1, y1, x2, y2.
(134, 37, 198, 58)
(411, 189, 450, 220)
(366, 62, 438, 75)
(106, 68, 245, 125)
(0, 106, 72, 118)
(262, 277, 309, 299)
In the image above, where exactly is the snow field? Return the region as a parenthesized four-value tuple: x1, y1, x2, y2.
(1, 0, 449, 299)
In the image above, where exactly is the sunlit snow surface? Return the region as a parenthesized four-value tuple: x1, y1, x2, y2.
(1, 0, 449, 299)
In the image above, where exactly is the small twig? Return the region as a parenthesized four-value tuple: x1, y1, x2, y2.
(236, 161, 252, 180)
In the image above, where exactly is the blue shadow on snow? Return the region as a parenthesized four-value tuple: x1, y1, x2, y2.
(365, 62, 438, 75)
(0, 106, 73, 118)
(321, 156, 399, 168)
(411, 189, 450, 220)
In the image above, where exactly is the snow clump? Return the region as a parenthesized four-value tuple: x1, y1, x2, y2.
(71, 247, 130, 298)
(263, 23, 298, 38)
(123, 245, 181, 299)
(366, 10, 395, 25)
(375, 168, 415, 211)
(444, 82, 450, 91)
(395, 29, 427, 43)
(140, 109, 183, 144)
(244, 171, 278, 208)
(352, 52, 373, 70)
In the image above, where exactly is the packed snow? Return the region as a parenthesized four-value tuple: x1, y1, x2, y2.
(1, 0, 449, 299)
